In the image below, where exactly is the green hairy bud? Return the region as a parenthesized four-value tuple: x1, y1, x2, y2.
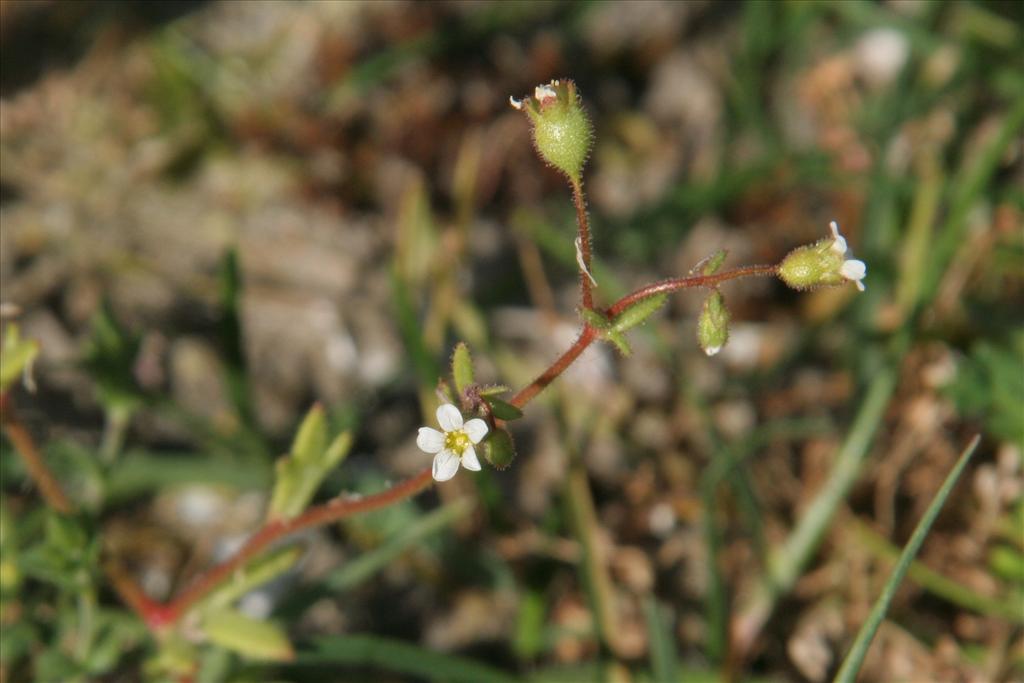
(778, 221, 867, 292)
(697, 289, 730, 357)
(510, 79, 593, 182)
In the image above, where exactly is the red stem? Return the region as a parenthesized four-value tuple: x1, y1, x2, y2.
(1, 393, 74, 514)
(571, 179, 595, 311)
(158, 466, 434, 626)
(510, 264, 779, 408)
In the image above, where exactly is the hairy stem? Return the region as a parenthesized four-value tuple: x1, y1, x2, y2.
(511, 264, 780, 407)
(571, 178, 595, 310)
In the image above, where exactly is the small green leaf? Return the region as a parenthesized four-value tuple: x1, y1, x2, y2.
(989, 545, 1024, 583)
(291, 404, 327, 465)
(203, 545, 305, 610)
(604, 328, 632, 356)
(479, 384, 510, 397)
(0, 324, 39, 393)
(483, 428, 516, 470)
(202, 608, 294, 661)
(485, 397, 523, 421)
(451, 342, 474, 395)
(696, 249, 728, 275)
(612, 293, 667, 333)
(269, 406, 353, 520)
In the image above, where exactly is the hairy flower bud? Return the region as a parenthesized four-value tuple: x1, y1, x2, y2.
(778, 221, 867, 292)
(510, 79, 593, 182)
(697, 289, 730, 356)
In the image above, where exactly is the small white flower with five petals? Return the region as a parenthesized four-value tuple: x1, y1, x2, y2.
(417, 404, 488, 482)
(829, 221, 867, 291)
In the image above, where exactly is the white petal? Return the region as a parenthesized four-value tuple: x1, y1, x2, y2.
(461, 445, 481, 471)
(416, 427, 445, 454)
(432, 450, 460, 482)
(463, 418, 489, 444)
(829, 220, 841, 240)
(509, 95, 523, 110)
(841, 259, 867, 291)
(436, 404, 463, 432)
(830, 235, 848, 255)
(841, 259, 866, 280)
(535, 84, 556, 100)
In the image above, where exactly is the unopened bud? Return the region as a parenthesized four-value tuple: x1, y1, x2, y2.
(483, 428, 516, 470)
(697, 289, 730, 356)
(510, 79, 593, 182)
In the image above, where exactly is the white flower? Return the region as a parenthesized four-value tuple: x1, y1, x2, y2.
(417, 404, 488, 482)
(829, 221, 867, 291)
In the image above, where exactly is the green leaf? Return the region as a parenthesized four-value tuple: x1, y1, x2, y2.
(202, 545, 305, 611)
(604, 327, 632, 356)
(0, 323, 39, 393)
(290, 404, 328, 465)
(269, 405, 353, 520)
(82, 300, 143, 413)
(202, 608, 294, 662)
(697, 249, 729, 275)
(611, 293, 667, 333)
(451, 342, 474, 395)
(834, 435, 982, 683)
(989, 545, 1024, 583)
(485, 397, 523, 421)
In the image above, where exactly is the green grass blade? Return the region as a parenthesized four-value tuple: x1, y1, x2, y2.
(833, 435, 983, 683)
(293, 634, 519, 683)
(644, 596, 679, 683)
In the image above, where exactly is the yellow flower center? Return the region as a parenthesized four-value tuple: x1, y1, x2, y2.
(444, 429, 471, 456)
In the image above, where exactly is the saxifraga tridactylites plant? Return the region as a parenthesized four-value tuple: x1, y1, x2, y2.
(0, 79, 868, 672)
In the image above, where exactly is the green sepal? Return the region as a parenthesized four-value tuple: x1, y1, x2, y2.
(612, 293, 667, 333)
(483, 428, 516, 470)
(0, 323, 39, 393)
(485, 397, 523, 421)
(479, 384, 510, 397)
(520, 79, 593, 183)
(202, 608, 294, 661)
(451, 342, 474, 396)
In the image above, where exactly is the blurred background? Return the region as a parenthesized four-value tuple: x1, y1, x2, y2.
(1, 1, 1022, 681)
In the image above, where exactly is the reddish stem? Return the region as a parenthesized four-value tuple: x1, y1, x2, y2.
(158, 466, 435, 625)
(571, 179, 595, 311)
(1, 393, 74, 514)
(607, 264, 779, 317)
(510, 264, 779, 407)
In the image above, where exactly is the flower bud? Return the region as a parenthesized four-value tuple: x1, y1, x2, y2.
(778, 221, 867, 292)
(697, 289, 730, 356)
(483, 427, 516, 470)
(510, 79, 593, 182)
